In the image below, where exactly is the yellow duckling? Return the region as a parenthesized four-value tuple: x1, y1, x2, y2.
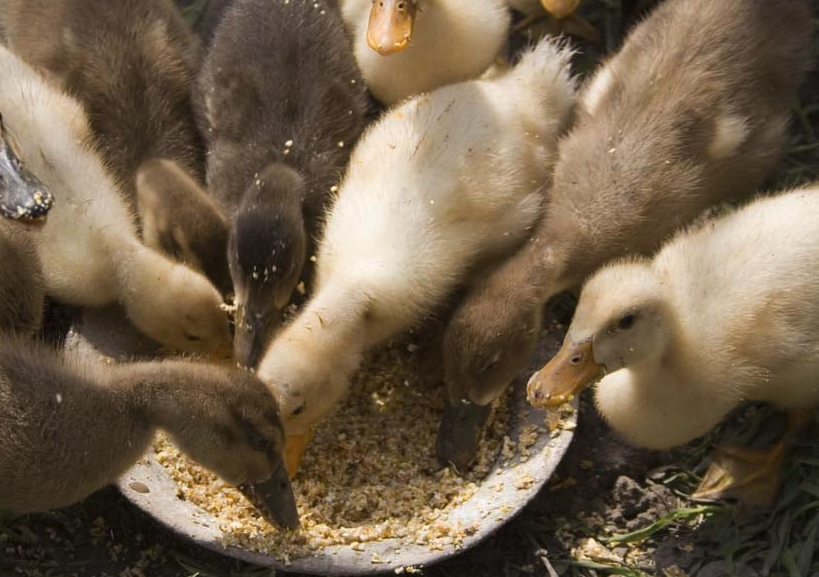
(529, 186, 819, 506)
(338, 0, 511, 104)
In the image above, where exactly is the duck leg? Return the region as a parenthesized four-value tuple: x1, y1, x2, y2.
(693, 410, 813, 508)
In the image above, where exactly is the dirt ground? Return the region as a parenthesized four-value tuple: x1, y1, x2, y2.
(3, 1, 819, 576)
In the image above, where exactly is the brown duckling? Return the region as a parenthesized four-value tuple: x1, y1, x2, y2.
(0, 333, 298, 527)
(0, 0, 231, 294)
(0, 221, 44, 337)
(196, 0, 369, 368)
(439, 0, 814, 469)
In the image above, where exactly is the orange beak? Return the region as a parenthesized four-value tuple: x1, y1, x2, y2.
(527, 337, 603, 408)
(284, 429, 315, 478)
(540, 0, 582, 20)
(366, 0, 418, 56)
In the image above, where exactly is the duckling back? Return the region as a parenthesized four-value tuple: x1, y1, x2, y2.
(547, 0, 814, 289)
(0, 0, 204, 187)
(0, 334, 145, 513)
(197, 0, 368, 219)
(318, 37, 576, 323)
(0, 221, 44, 337)
(656, 187, 819, 409)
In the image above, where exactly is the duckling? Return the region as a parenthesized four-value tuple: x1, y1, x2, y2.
(0, 333, 298, 526)
(528, 186, 819, 506)
(0, 222, 44, 337)
(338, 0, 510, 105)
(257, 37, 576, 469)
(0, 0, 232, 294)
(196, 0, 369, 369)
(440, 0, 814, 468)
(0, 44, 230, 354)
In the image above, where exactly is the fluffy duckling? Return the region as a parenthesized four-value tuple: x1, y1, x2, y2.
(0, 222, 44, 336)
(0, 45, 230, 354)
(257, 38, 576, 468)
(529, 186, 819, 506)
(196, 0, 369, 369)
(0, 333, 298, 527)
(338, 0, 510, 105)
(0, 0, 231, 294)
(441, 0, 814, 467)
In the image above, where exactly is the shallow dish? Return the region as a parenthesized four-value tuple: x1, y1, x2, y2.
(65, 306, 577, 575)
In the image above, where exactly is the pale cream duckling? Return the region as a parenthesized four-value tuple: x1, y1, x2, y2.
(0, 45, 230, 354)
(440, 0, 814, 469)
(338, 0, 510, 105)
(258, 37, 576, 470)
(0, 333, 298, 527)
(529, 186, 819, 506)
(1, 0, 231, 294)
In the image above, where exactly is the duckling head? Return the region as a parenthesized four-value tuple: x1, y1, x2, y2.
(438, 293, 542, 470)
(156, 366, 299, 529)
(527, 260, 670, 408)
(230, 163, 308, 369)
(367, 0, 418, 55)
(0, 112, 53, 221)
(257, 295, 368, 474)
(121, 246, 232, 354)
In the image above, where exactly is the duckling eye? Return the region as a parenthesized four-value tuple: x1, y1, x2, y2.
(618, 314, 636, 330)
(253, 436, 272, 452)
(291, 402, 307, 417)
(185, 333, 203, 342)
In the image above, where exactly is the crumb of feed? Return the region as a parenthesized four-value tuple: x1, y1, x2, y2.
(154, 340, 523, 560)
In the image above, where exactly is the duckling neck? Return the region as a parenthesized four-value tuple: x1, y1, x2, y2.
(283, 285, 370, 375)
(110, 361, 220, 431)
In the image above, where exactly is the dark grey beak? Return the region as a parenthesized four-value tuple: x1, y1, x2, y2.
(247, 459, 300, 530)
(0, 124, 53, 221)
(436, 401, 493, 471)
(233, 308, 277, 370)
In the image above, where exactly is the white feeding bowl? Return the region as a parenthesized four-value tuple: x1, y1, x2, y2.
(65, 306, 577, 576)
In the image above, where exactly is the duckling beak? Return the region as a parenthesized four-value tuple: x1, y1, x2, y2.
(436, 401, 492, 471)
(540, 0, 582, 20)
(284, 429, 315, 478)
(0, 128, 54, 221)
(366, 0, 417, 56)
(247, 458, 300, 530)
(233, 307, 276, 370)
(527, 337, 603, 407)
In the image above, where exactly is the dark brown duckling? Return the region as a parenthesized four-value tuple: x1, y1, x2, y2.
(0, 221, 45, 336)
(196, 0, 368, 369)
(438, 0, 815, 470)
(0, 0, 231, 294)
(0, 334, 298, 528)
